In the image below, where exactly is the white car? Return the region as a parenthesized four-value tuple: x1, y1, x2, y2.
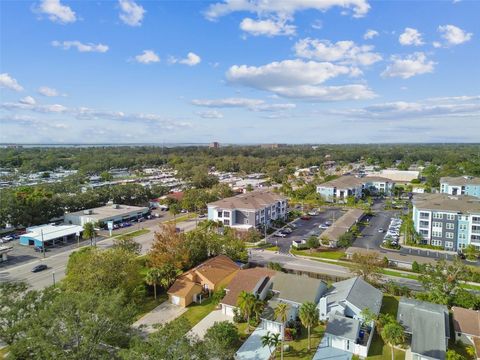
(274, 232, 287, 238)
(319, 224, 330, 229)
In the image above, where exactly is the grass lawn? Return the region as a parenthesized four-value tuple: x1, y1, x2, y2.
(277, 324, 325, 360)
(367, 295, 405, 360)
(176, 297, 217, 329)
(165, 213, 197, 224)
(291, 249, 345, 260)
(116, 228, 150, 240)
(381, 269, 419, 281)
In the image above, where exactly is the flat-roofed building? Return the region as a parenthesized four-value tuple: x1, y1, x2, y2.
(320, 209, 364, 247)
(64, 203, 149, 226)
(19, 224, 84, 247)
(440, 176, 480, 198)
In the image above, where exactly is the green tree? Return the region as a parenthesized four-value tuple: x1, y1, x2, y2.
(82, 221, 97, 246)
(298, 302, 319, 350)
(236, 291, 256, 332)
(446, 350, 465, 360)
(145, 268, 162, 300)
(113, 235, 142, 255)
(158, 263, 182, 289)
(100, 171, 113, 182)
(306, 236, 319, 250)
(212, 287, 226, 306)
(261, 331, 280, 357)
(351, 252, 382, 284)
(274, 302, 289, 360)
(204, 321, 239, 360)
(381, 321, 405, 360)
(169, 202, 180, 224)
(464, 244, 479, 261)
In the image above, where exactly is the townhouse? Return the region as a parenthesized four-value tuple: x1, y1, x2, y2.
(207, 190, 288, 229)
(440, 176, 480, 198)
(412, 193, 480, 251)
(316, 175, 394, 203)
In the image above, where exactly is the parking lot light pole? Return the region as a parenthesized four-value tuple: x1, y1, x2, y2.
(41, 229, 45, 259)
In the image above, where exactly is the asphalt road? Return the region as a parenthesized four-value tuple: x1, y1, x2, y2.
(0, 219, 198, 290)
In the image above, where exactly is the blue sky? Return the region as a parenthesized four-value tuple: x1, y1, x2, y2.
(0, 0, 479, 144)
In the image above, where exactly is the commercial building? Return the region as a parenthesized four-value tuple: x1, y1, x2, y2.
(64, 203, 150, 226)
(207, 190, 287, 230)
(19, 224, 84, 247)
(364, 169, 419, 184)
(316, 176, 394, 202)
(209, 141, 220, 148)
(440, 176, 480, 198)
(412, 193, 480, 251)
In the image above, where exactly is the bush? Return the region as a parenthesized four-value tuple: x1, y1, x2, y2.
(267, 262, 283, 271)
(337, 232, 354, 248)
(383, 280, 411, 297)
(306, 236, 319, 249)
(233, 308, 245, 324)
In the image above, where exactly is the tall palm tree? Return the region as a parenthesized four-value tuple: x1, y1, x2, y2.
(145, 268, 162, 300)
(252, 299, 265, 322)
(82, 222, 96, 246)
(237, 291, 256, 332)
(261, 331, 273, 355)
(274, 302, 289, 360)
(381, 321, 405, 360)
(298, 302, 319, 350)
(261, 331, 280, 357)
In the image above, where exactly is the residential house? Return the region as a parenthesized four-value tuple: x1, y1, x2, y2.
(441, 176, 480, 198)
(207, 190, 288, 230)
(318, 276, 383, 357)
(397, 298, 449, 360)
(316, 176, 394, 202)
(220, 267, 275, 317)
(167, 255, 240, 307)
(452, 306, 480, 359)
(412, 193, 480, 251)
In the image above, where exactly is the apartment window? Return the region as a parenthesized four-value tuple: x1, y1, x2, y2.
(459, 224, 467, 230)
(432, 240, 443, 246)
(433, 213, 443, 219)
(244, 219, 249, 225)
(419, 221, 429, 228)
(432, 230, 442, 237)
(420, 229, 429, 237)
(223, 211, 230, 218)
(223, 219, 230, 226)
(446, 214, 455, 221)
(446, 232, 454, 239)
(472, 216, 480, 224)
(472, 235, 480, 241)
(458, 243, 466, 249)
(217, 211, 222, 218)
(445, 241, 454, 249)
(420, 212, 430, 219)
(459, 233, 466, 240)
(472, 225, 480, 233)
(446, 223, 454, 230)
(433, 222, 443, 228)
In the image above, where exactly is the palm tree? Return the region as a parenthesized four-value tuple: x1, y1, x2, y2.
(274, 302, 289, 360)
(169, 203, 180, 224)
(145, 268, 162, 300)
(261, 331, 280, 357)
(298, 302, 319, 350)
(158, 263, 181, 289)
(381, 321, 405, 360)
(82, 222, 96, 246)
(252, 299, 265, 322)
(261, 331, 273, 354)
(237, 291, 256, 332)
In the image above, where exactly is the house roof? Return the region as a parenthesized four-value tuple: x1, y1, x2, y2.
(220, 267, 275, 307)
(397, 298, 449, 360)
(452, 307, 480, 337)
(261, 298, 297, 322)
(412, 193, 480, 213)
(441, 176, 480, 186)
(167, 279, 202, 298)
(324, 277, 383, 315)
(271, 272, 327, 304)
(325, 313, 361, 341)
(207, 190, 286, 210)
(319, 175, 393, 190)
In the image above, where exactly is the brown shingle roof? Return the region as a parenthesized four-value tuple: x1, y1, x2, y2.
(208, 190, 286, 210)
(221, 267, 275, 306)
(452, 307, 480, 337)
(167, 279, 202, 297)
(193, 254, 240, 284)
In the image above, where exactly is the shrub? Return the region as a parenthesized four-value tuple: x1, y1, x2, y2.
(233, 308, 245, 324)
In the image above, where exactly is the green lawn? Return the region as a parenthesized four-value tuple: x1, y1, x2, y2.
(116, 228, 150, 240)
(176, 297, 217, 329)
(367, 295, 405, 360)
(165, 213, 197, 224)
(291, 249, 345, 260)
(277, 324, 325, 360)
(381, 269, 419, 281)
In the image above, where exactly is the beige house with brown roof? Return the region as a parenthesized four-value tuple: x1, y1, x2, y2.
(452, 306, 480, 359)
(168, 255, 240, 307)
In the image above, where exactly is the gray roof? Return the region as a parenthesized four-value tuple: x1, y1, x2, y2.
(397, 298, 449, 360)
(325, 313, 361, 341)
(412, 193, 480, 214)
(207, 190, 286, 210)
(321, 209, 364, 243)
(272, 272, 327, 305)
(319, 175, 392, 190)
(325, 277, 383, 315)
(441, 176, 480, 186)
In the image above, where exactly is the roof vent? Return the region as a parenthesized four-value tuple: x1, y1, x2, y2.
(83, 209, 93, 215)
(112, 204, 120, 209)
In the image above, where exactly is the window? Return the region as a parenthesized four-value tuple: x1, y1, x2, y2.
(459, 233, 466, 240)
(446, 232, 454, 239)
(420, 212, 430, 219)
(419, 221, 429, 228)
(223, 219, 230, 226)
(432, 240, 443, 246)
(217, 211, 222, 218)
(420, 229, 429, 236)
(472, 216, 480, 224)
(472, 225, 480, 233)
(433, 222, 443, 228)
(433, 213, 443, 219)
(459, 224, 467, 230)
(432, 230, 442, 237)
(223, 211, 230, 217)
(446, 223, 454, 230)
(446, 214, 455, 221)
(445, 241, 454, 249)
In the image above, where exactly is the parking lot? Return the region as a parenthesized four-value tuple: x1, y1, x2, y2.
(267, 208, 343, 253)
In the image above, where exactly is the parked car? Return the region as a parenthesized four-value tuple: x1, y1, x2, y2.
(378, 228, 384, 233)
(31, 264, 48, 272)
(324, 221, 332, 226)
(300, 215, 311, 220)
(198, 214, 206, 218)
(288, 223, 297, 229)
(274, 232, 287, 238)
(319, 223, 330, 229)
(33, 246, 48, 252)
(1, 236, 13, 242)
(308, 210, 318, 216)
(282, 228, 292, 234)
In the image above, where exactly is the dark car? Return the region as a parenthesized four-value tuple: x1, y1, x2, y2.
(31, 264, 48, 272)
(300, 215, 311, 220)
(33, 246, 48, 252)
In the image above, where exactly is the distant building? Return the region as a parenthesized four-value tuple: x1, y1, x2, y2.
(365, 169, 419, 184)
(209, 142, 220, 148)
(316, 175, 394, 202)
(19, 224, 83, 247)
(440, 176, 480, 198)
(412, 193, 480, 251)
(64, 203, 150, 226)
(207, 190, 287, 229)
(260, 144, 287, 149)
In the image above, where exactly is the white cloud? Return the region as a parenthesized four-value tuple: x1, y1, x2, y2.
(197, 110, 224, 119)
(240, 17, 296, 37)
(37, 0, 76, 24)
(432, 41, 442, 48)
(205, 0, 371, 20)
(134, 50, 160, 64)
(192, 97, 296, 111)
(118, 0, 145, 27)
(37, 86, 62, 97)
(381, 52, 435, 79)
(311, 20, 323, 30)
(399, 28, 424, 46)
(169, 52, 201, 66)
(363, 29, 379, 40)
(294, 38, 382, 66)
(19, 96, 36, 105)
(52, 40, 109, 53)
(226, 59, 375, 101)
(0, 73, 24, 92)
(438, 24, 473, 46)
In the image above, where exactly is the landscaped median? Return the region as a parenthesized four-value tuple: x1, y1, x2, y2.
(115, 228, 150, 240)
(290, 248, 346, 260)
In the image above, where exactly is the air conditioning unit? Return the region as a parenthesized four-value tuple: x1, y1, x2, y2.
(112, 204, 120, 209)
(83, 209, 93, 215)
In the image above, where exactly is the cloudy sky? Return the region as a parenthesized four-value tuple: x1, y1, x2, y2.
(0, 0, 479, 144)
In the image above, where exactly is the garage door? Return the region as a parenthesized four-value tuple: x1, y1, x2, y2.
(263, 320, 281, 334)
(171, 296, 181, 306)
(222, 305, 235, 317)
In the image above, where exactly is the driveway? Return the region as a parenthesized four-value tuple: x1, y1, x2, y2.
(133, 301, 187, 334)
(188, 309, 233, 340)
(312, 337, 353, 360)
(235, 326, 274, 360)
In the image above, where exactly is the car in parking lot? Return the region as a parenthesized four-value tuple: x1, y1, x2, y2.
(31, 264, 48, 272)
(300, 215, 311, 220)
(282, 228, 292, 234)
(1, 236, 14, 243)
(308, 210, 318, 216)
(34, 246, 48, 252)
(274, 232, 287, 238)
(378, 228, 384, 233)
(288, 223, 297, 229)
(319, 223, 330, 229)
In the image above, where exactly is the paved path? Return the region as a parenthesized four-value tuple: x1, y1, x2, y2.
(133, 301, 187, 334)
(188, 309, 233, 339)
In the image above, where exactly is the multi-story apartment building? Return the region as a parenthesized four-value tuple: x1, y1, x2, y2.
(412, 193, 480, 251)
(440, 176, 480, 198)
(207, 190, 287, 229)
(316, 175, 395, 202)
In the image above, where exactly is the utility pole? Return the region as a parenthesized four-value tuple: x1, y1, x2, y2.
(52, 271, 56, 287)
